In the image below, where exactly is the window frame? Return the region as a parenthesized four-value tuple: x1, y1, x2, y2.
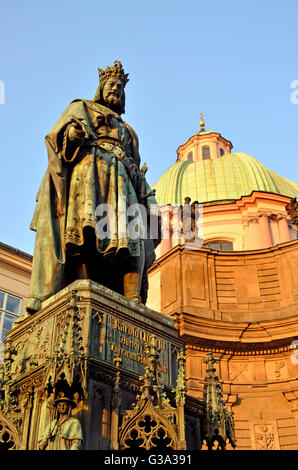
(202, 146, 211, 160)
(203, 240, 234, 251)
(0, 291, 22, 342)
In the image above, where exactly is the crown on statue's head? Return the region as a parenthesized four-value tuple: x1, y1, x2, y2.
(98, 60, 129, 87)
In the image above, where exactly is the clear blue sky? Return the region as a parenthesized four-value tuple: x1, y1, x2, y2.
(0, 0, 297, 255)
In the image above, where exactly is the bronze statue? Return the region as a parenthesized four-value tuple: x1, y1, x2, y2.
(38, 392, 83, 450)
(26, 61, 160, 313)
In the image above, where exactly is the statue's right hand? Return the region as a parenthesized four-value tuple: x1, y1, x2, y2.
(68, 124, 85, 143)
(38, 438, 48, 450)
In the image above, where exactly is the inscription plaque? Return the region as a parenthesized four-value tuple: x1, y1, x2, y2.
(99, 313, 177, 386)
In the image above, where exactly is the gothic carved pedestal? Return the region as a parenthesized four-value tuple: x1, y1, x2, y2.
(0, 280, 203, 450)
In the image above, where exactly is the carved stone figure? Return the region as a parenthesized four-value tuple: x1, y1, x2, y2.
(38, 393, 83, 450)
(26, 61, 160, 314)
(254, 424, 275, 450)
(286, 197, 298, 226)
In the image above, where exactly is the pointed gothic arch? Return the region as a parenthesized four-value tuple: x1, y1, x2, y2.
(0, 411, 21, 450)
(119, 399, 179, 450)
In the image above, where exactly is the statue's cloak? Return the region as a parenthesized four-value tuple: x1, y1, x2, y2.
(27, 99, 160, 311)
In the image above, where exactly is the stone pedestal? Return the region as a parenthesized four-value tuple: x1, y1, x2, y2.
(0, 280, 203, 450)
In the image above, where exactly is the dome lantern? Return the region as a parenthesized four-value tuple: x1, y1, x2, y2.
(154, 116, 298, 207)
(176, 117, 233, 163)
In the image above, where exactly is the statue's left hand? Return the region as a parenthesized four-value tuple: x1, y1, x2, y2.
(70, 438, 82, 450)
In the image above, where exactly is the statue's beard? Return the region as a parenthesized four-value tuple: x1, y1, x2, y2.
(93, 86, 125, 114)
(104, 93, 122, 113)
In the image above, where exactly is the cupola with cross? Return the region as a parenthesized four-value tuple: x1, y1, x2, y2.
(177, 113, 233, 163)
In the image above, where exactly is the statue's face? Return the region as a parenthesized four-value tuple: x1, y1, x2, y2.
(102, 77, 124, 110)
(57, 400, 70, 415)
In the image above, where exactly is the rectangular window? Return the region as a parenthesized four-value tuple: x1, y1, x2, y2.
(203, 240, 233, 251)
(288, 222, 298, 241)
(0, 291, 22, 345)
(1, 314, 16, 341)
(6, 295, 21, 314)
(202, 146, 210, 160)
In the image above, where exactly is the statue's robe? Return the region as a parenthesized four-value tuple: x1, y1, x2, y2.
(26, 99, 160, 312)
(38, 414, 83, 450)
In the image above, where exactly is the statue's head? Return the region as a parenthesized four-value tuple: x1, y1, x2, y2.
(93, 60, 129, 115)
(56, 399, 71, 416)
(54, 391, 76, 415)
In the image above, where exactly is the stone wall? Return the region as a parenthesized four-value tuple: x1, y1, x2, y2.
(148, 239, 298, 450)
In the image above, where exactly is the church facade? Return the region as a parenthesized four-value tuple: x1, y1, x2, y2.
(147, 117, 298, 450)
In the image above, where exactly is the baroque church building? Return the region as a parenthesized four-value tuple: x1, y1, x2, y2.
(146, 116, 298, 450)
(0, 117, 297, 451)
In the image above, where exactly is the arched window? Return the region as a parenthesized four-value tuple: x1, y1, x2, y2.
(203, 240, 233, 251)
(219, 148, 225, 157)
(202, 146, 210, 160)
(187, 153, 193, 161)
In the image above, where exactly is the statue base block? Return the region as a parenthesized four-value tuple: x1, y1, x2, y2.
(1, 280, 204, 450)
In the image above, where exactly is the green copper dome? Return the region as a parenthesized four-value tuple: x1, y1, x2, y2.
(152, 152, 298, 206)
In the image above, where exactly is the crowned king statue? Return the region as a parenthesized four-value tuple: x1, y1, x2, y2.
(26, 61, 161, 314)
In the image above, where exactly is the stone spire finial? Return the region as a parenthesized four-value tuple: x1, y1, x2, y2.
(173, 349, 186, 407)
(202, 352, 236, 450)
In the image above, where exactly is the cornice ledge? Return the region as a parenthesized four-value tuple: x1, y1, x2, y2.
(179, 314, 298, 345)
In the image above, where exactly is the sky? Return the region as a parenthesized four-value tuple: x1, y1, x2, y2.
(0, 0, 297, 255)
